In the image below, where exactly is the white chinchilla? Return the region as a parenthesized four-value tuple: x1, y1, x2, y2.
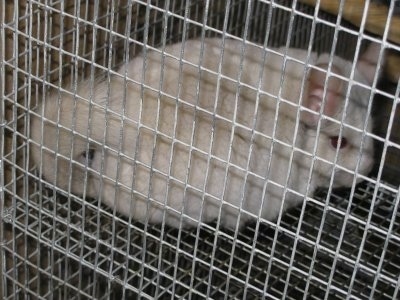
(30, 38, 380, 229)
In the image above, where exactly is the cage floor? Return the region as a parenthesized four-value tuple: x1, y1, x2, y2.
(2, 180, 400, 299)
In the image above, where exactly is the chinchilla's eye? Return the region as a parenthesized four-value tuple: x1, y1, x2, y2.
(330, 136, 348, 149)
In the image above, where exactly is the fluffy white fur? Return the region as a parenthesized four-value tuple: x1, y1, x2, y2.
(30, 38, 378, 229)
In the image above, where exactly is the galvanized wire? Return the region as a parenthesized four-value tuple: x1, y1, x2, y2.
(1, 1, 399, 299)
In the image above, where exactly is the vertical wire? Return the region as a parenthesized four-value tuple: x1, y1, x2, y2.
(0, 0, 5, 297)
(50, 1, 70, 299)
(203, 1, 233, 298)
(118, 1, 137, 298)
(137, 0, 152, 295)
(221, 2, 258, 298)
(67, 1, 86, 298)
(187, 3, 212, 299)
(242, 2, 274, 299)
(149, 0, 172, 297)
(24, 1, 36, 294)
(98, 0, 124, 297)
(9, 0, 19, 297)
(84, 1, 107, 298)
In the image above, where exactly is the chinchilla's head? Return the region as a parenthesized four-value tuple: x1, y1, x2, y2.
(299, 43, 383, 189)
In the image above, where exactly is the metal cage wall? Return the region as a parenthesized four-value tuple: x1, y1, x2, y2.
(1, 1, 400, 299)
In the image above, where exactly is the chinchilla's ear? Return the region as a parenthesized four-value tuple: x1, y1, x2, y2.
(301, 64, 344, 127)
(301, 42, 384, 127)
(356, 42, 385, 85)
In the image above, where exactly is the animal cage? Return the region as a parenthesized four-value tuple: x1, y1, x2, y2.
(1, 0, 400, 299)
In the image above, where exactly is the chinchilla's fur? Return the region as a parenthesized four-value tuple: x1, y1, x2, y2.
(30, 38, 379, 229)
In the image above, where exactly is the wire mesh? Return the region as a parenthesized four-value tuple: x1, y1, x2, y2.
(3, 180, 400, 299)
(1, 0, 400, 299)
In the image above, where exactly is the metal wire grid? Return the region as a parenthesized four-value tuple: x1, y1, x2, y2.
(2, 180, 399, 299)
(1, 0, 400, 299)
